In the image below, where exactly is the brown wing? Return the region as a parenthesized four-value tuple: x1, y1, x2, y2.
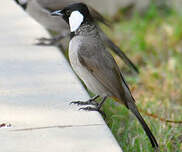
(77, 41, 125, 101)
(97, 26, 139, 73)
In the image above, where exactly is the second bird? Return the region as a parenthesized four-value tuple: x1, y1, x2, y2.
(13, 0, 139, 73)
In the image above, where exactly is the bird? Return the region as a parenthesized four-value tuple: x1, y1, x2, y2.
(51, 3, 159, 149)
(13, 0, 139, 73)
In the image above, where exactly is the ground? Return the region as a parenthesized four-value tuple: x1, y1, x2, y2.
(100, 4, 182, 152)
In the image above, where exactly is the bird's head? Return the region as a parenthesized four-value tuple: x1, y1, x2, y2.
(14, 0, 28, 9)
(51, 3, 93, 32)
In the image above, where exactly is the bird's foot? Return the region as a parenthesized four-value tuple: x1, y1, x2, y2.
(70, 100, 98, 106)
(79, 106, 106, 118)
(70, 96, 107, 118)
(35, 37, 58, 46)
(70, 95, 99, 106)
(35, 34, 66, 46)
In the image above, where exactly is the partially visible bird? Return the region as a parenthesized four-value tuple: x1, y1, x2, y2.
(13, 0, 139, 73)
(51, 3, 158, 149)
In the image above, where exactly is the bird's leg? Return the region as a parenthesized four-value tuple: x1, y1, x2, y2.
(79, 96, 107, 117)
(35, 33, 67, 46)
(70, 95, 100, 106)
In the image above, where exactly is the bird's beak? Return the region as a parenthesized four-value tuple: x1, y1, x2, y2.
(51, 10, 63, 16)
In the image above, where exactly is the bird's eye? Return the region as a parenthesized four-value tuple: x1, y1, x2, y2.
(65, 10, 70, 16)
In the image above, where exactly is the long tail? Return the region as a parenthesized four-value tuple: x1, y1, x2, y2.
(119, 72, 158, 148)
(97, 27, 139, 73)
(127, 100, 158, 148)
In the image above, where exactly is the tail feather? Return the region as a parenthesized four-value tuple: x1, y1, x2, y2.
(127, 100, 159, 148)
(88, 6, 112, 28)
(97, 27, 139, 73)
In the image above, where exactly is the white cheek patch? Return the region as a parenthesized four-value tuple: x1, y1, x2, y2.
(69, 11, 84, 32)
(19, 0, 28, 4)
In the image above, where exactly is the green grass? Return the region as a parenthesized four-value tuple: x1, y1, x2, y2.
(99, 4, 182, 152)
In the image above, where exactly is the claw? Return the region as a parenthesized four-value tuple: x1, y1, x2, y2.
(35, 37, 58, 46)
(69, 96, 107, 118)
(69, 101, 83, 105)
(69, 95, 100, 106)
(69, 100, 98, 106)
(35, 33, 67, 46)
(79, 107, 83, 111)
(79, 106, 94, 111)
(78, 106, 106, 118)
(37, 37, 50, 41)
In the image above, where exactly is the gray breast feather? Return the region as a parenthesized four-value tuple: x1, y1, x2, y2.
(69, 39, 107, 95)
(69, 35, 128, 99)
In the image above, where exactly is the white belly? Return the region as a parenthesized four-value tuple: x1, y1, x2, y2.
(69, 39, 109, 97)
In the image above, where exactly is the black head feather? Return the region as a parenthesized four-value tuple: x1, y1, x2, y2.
(52, 3, 93, 25)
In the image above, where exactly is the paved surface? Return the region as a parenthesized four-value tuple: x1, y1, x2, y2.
(0, 1, 123, 152)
